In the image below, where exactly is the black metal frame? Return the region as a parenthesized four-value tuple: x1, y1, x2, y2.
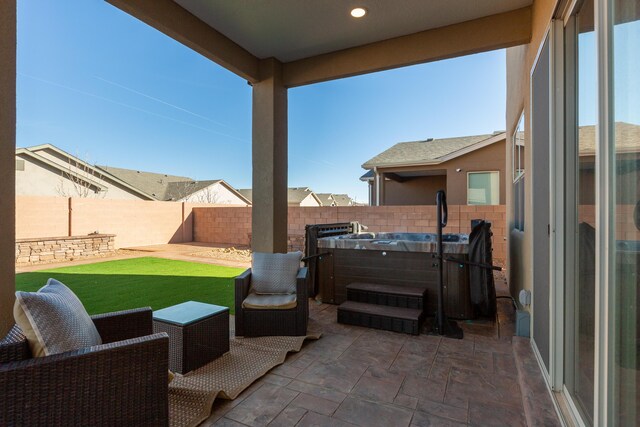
(431, 190, 464, 339)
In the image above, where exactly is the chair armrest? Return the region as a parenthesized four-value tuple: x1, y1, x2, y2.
(0, 333, 169, 426)
(235, 269, 252, 300)
(0, 325, 30, 363)
(296, 267, 309, 299)
(91, 307, 153, 344)
(234, 269, 252, 337)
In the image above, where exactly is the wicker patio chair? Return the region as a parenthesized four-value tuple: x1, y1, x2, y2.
(235, 267, 309, 337)
(0, 307, 169, 427)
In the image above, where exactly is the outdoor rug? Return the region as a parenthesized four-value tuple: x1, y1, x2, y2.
(168, 333, 321, 427)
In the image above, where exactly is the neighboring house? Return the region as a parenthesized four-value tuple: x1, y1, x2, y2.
(238, 187, 322, 207)
(15, 144, 155, 200)
(361, 132, 506, 206)
(98, 166, 250, 204)
(315, 193, 355, 207)
(14, 143, 250, 204)
(575, 122, 640, 206)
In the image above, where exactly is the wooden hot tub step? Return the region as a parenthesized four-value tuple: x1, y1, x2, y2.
(346, 282, 427, 310)
(337, 301, 424, 335)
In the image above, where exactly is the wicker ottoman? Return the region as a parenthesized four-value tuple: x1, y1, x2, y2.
(152, 301, 229, 374)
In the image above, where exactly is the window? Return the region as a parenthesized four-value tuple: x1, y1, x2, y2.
(467, 171, 499, 205)
(513, 114, 525, 182)
(513, 112, 525, 231)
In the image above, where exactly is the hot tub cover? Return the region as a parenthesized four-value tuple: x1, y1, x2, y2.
(468, 221, 496, 317)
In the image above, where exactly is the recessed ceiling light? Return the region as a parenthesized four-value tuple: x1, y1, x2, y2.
(350, 7, 367, 18)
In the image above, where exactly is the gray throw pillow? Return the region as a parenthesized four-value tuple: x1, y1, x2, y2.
(251, 251, 302, 294)
(14, 278, 102, 357)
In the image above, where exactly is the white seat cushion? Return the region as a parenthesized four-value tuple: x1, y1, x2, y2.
(242, 292, 297, 310)
(251, 251, 302, 294)
(14, 278, 102, 357)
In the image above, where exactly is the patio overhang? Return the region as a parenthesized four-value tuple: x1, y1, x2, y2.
(101, 0, 533, 253)
(282, 7, 532, 87)
(0, 2, 537, 335)
(106, 0, 532, 88)
(106, 0, 261, 83)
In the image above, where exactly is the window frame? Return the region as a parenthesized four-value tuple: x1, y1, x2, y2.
(466, 170, 500, 205)
(513, 112, 526, 183)
(513, 111, 526, 231)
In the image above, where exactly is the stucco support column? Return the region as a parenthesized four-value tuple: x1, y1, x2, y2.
(374, 169, 386, 206)
(252, 58, 288, 253)
(0, 1, 16, 336)
(374, 169, 380, 206)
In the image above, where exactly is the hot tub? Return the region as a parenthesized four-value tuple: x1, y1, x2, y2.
(316, 232, 475, 319)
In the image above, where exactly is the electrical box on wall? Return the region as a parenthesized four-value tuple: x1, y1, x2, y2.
(516, 310, 531, 337)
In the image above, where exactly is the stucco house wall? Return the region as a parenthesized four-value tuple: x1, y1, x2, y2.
(382, 175, 447, 206)
(369, 139, 506, 206)
(505, 0, 558, 300)
(180, 182, 249, 205)
(298, 193, 321, 207)
(16, 151, 146, 200)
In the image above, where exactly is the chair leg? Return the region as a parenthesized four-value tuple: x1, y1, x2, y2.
(234, 312, 244, 337)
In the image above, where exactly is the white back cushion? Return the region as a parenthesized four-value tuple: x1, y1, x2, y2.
(14, 278, 102, 357)
(251, 251, 302, 294)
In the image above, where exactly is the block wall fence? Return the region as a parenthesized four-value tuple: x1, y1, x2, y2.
(15, 197, 508, 261)
(15, 196, 216, 249)
(193, 205, 507, 261)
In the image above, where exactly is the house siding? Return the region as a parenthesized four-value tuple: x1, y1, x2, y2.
(372, 139, 506, 206)
(382, 175, 447, 206)
(505, 0, 558, 300)
(181, 182, 248, 205)
(298, 194, 321, 207)
(15, 154, 143, 200)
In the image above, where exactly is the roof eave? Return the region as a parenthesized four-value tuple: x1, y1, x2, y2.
(218, 180, 252, 205)
(21, 146, 156, 200)
(362, 159, 441, 169)
(16, 149, 106, 191)
(362, 132, 506, 170)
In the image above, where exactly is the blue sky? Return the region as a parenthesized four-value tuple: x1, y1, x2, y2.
(18, 0, 507, 203)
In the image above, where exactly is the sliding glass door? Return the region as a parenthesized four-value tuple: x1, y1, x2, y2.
(565, 0, 596, 423)
(610, 0, 640, 424)
(562, 0, 640, 425)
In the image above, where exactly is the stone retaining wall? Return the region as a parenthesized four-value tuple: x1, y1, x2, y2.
(15, 234, 115, 264)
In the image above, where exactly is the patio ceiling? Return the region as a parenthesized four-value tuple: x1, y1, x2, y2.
(173, 0, 533, 63)
(106, 0, 533, 87)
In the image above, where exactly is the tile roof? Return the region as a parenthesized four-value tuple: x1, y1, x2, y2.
(19, 144, 154, 200)
(578, 122, 640, 155)
(97, 165, 224, 201)
(315, 193, 354, 207)
(359, 170, 375, 181)
(315, 193, 335, 206)
(361, 133, 502, 169)
(237, 189, 253, 202)
(164, 180, 222, 201)
(287, 187, 315, 204)
(331, 194, 353, 206)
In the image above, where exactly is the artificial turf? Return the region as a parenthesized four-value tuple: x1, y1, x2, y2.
(15, 257, 244, 315)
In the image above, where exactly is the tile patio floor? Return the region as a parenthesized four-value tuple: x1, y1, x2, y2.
(202, 277, 561, 427)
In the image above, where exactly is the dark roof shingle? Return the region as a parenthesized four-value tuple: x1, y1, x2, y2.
(98, 165, 225, 201)
(361, 133, 499, 169)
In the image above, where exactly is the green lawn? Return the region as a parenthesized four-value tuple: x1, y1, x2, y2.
(16, 257, 244, 315)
